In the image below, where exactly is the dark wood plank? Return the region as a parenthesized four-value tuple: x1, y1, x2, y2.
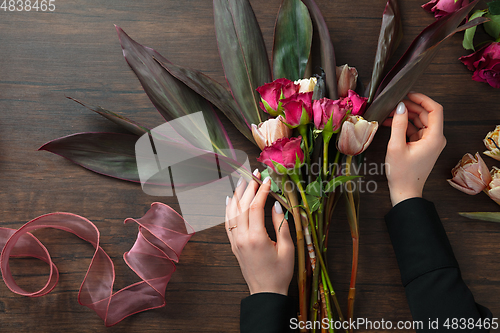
(0, 0, 498, 332)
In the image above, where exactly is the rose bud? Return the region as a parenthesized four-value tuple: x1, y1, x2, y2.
(447, 153, 492, 195)
(336, 64, 358, 98)
(337, 115, 378, 156)
(257, 137, 305, 175)
(459, 42, 500, 89)
(487, 167, 500, 204)
(256, 78, 300, 116)
(251, 116, 293, 151)
(294, 77, 317, 93)
(281, 92, 314, 128)
(313, 98, 346, 132)
(422, 0, 469, 19)
(483, 125, 500, 161)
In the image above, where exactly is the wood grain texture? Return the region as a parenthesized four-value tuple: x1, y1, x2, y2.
(0, 0, 498, 332)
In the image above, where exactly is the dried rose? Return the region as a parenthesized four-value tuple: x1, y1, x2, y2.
(487, 167, 500, 204)
(251, 116, 292, 151)
(337, 115, 378, 156)
(294, 77, 317, 93)
(257, 137, 305, 174)
(459, 42, 500, 89)
(336, 65, 358, 98)
(256, 78, 300, 116)
(448, 153, 492, 195)
(422, 0, 469, 19)
(281, 92, 314, 128)
(483, 125, 500, 161)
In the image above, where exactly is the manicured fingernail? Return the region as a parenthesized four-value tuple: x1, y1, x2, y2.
(226, 196, 230, 206)
(274, 201, 283, 214)
(263, 176, 271, 184)
(236, 177, 243, 187)
(253, 168, 259, 176)
(396, 102, 406, 115)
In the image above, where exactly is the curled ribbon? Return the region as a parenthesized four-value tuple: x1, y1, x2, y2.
(0, 202, 194, 326)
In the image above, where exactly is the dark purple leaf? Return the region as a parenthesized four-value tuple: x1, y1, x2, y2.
(154, 58, 255, 144)
(364, 1, 487, 123)
(300, 0, 338, 100)
(366, 0, 403, 103)
(39, 133, 249, 190)
(213, 0, 272, 125)
(273, 0, 313, 81)
(116, 26, 233, 157)
(67, 97, 150, 136)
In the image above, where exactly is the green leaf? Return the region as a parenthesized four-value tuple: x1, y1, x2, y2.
(116, 26, 233, 157)
(484, 13, 500, 39)
(305, 177, 323, 197)
(304, 194, 321, 213)
(325, 175, 360, 193)
(154, 58, 255, 144)
(488, 0, 500, 15)
(213, 0, 272, 125)
(273, 0, 313, 81)
(301, 0, 338, 99)
(459, 212, 500, 222)
(67, 97, 149, 136)
(463, 10, 487, 50)
(367, 0, 403, 103)
(364, 1, 487, 123)
(261, 168, 280, 193)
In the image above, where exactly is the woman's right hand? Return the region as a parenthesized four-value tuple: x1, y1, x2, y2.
(384, 93, 447, 206)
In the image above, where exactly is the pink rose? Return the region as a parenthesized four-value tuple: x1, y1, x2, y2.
(341, 90, 368, 116)
(422, 0, 469, 19)
(487, 167, 500, 204)
(448, 153, 492, 195)
(281, 92, 314, 128)
(256, 78, 300, 116)
(257, 137, 305, 174)
(459, 42, 500, 89)
(312, 98, 346, 132)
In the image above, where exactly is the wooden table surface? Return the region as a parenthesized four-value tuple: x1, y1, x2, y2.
(0, 0, 499, 332)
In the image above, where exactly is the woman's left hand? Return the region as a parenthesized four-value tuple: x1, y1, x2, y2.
(225, 171, 295, 296)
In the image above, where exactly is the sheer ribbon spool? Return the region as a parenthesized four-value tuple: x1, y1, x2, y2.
(0, 202, 194, 326)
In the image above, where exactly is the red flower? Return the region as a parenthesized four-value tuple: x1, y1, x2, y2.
(339, 90, 368, 116)
(257, 137, 304, 174)
(312, 98, 345, 132)
(256, 78, 300, 116)
(459, 42, 500, 89)
(281, 92, 314, 128)
(422, 0, 469, 19)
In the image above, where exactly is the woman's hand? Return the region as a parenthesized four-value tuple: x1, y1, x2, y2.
(225, 171, 295, 296)
(383, 93, 447, 206)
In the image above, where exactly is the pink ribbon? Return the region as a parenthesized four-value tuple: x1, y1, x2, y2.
(0, 202, 194, 326)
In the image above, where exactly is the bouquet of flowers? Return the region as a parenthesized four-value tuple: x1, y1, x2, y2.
(38, 0, 487, 329)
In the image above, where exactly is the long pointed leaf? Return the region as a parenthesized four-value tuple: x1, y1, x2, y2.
(39, 132, 249, 190)
(366, 0, 403, 103)
(116, 26, 233, 157)
(67, 97, 150, 136)
(154, 58, 255, 144)
(300, 0, 338, 100)
(459, 212, 500, 223)
(364, 1, 486, 123)
(213, 0, 272, 125)
(273, 0, 313, 81)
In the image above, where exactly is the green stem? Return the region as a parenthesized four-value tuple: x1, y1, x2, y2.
(321, 272, 334, 333)
(323, 138, 330, 179)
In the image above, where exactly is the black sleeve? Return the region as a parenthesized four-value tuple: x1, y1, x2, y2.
(240, 292, 296, 333)
(385, 198, 493, 332)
